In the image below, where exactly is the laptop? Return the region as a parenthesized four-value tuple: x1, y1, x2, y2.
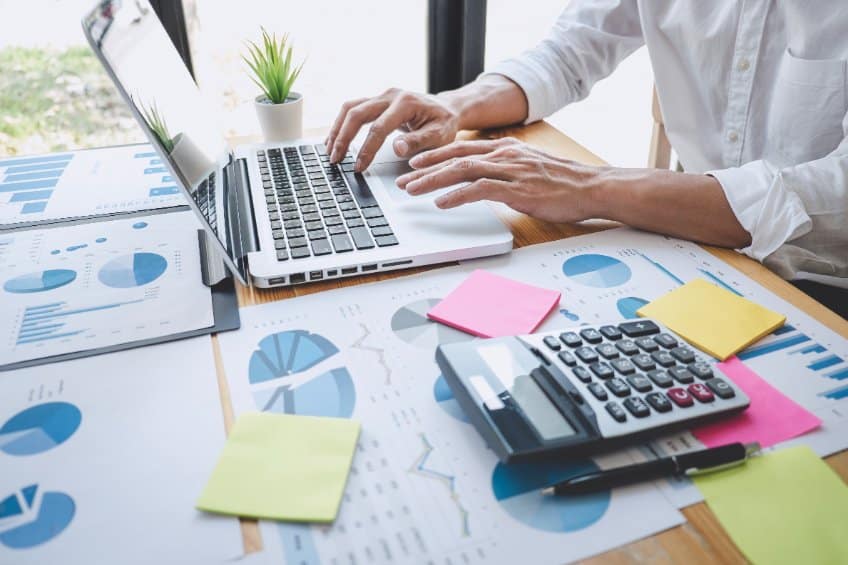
(82, 1, 513, 288)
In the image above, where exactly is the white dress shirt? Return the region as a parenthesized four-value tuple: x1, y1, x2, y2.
(490, 0, 848, 285)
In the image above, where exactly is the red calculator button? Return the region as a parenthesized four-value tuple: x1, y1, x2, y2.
(667, 387, 694, 407)
(687, 383, 715, 403)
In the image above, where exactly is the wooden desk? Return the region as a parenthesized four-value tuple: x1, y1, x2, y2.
(217, 121, 848, 563)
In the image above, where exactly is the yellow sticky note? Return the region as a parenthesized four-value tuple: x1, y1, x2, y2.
(636, 278, 785, 360)
(197, 412, 360, 523)
(694, 446, 848, 565)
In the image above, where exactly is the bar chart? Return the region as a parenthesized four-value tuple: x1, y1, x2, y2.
(0, 145, 186, 226)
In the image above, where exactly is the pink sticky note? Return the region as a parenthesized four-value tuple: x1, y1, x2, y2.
(427, 270, 561, 338)
(692, 357, 821, 448)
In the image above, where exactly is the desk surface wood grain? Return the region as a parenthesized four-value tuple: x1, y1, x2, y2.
(217, 121, 848, 562)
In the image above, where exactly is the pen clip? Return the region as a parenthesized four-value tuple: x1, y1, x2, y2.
(683, 442, 761, 477)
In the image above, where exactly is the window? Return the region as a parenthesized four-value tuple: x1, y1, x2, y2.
(0, 0, 144, 157)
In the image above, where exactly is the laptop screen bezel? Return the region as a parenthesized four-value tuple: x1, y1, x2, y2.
(80, 2, 249, 286)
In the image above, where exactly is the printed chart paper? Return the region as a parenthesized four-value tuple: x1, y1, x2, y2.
(0, 210, 213, 366)
(0, 145, 186, 227)
(0, 337, 242, 564)
(218, 272, 685, 565)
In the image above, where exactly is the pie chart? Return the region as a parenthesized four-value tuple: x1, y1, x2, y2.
(0, 485, 75, 549)
(433, 375, 469, 423)
(98, 252, 167, 288)
(3, 269, 76, 294)
(391, 299, 474, 349)
(616, 297, 649, 319)
(0, 402, 82, 456)
(492, 458, 610, 532)
(562, 254, 632, 288)
(248, 330, 355, 418)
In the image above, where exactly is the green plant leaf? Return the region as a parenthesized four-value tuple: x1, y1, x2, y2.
(243, 28, 303, 104)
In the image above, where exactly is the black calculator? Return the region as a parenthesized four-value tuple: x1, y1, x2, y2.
(435, 319, 750, 462)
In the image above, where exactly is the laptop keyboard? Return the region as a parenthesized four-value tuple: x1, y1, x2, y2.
(195, 170, 218, 235)
(257, 145, 398, 261)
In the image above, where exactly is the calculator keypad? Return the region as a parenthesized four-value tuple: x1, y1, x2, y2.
(532, 319, 744, 432)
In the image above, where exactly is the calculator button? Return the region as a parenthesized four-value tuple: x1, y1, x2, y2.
(559, 332, 582, 348)
(654, 333, 679, 349)
(688, 362, 714, 380)
(579, 328, 603, 344)
(572, 366, 592, 383)
(626, 374, 653, 393)
(605, 402, 627, 422)
(670, 346, 696, 364)
(587, 382, 608, 401)
(543, 336, 561, 351)
(611, 358, 636, 375)
(616, 340, 639, 356)
(645, 392, 673, 413)
(575, 346, 599, 364)
(667, 387, 694, 407)
(599, 325, 622, 340)
(647, 369, 674, 388)
(688, 382, 715, 403)
(589, 362, 615, 379)
(623, 397, 651, 418)
(635, 337, 659, 352)
(558, 351, 577, 367)
(706, 378, 736, 399)
(619, 320, 660, 337)
(605, 378, 631, 398)
(651, 350, 676, 368)
(668, 366, 695, 384)
(596, 343, 620, 360)
(632, 354, 656, 372)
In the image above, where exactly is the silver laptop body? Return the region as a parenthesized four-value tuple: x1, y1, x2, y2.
(82, 0, 513, 288)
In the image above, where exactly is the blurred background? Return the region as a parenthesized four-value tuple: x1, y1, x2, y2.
(0, 0, 654, 167)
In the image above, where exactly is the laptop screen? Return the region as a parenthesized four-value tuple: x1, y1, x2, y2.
(82, 0, 247, 283)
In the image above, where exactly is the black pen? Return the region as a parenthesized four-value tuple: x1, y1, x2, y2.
(542, 442, 761, 496)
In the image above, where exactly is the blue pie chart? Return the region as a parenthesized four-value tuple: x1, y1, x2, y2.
(492, 459, 610, 532)
(562, 254, 632, 288)
(617, 297, 649, 319)
(3, 269, 76, 294)
(433, 375, 469, 423)
(0, 402, 82, 456)
(98, 252, 167, 288)
(0, 485, 75, 549)
(248, 330, 356, 418)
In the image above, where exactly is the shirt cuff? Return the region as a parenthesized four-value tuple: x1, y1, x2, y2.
(707, 163, 812, 261)
(484, 58, 564, 125)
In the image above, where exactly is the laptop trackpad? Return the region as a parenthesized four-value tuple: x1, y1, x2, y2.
(369, 162, 419, 202)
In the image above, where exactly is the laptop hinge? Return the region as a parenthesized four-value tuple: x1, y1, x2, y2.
(223, 156, 259, 284)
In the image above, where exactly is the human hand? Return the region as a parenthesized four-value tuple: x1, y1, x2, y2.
(395, 138, 606, 223)
(325, 88, 461, 172)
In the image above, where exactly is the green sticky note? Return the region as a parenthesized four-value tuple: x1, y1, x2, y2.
(197, 412, 360, 523)
(694, 445, 848, 564)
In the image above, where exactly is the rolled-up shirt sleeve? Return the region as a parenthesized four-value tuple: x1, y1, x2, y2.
(708, 134, 848, 277)
(486, 0, 645, 123)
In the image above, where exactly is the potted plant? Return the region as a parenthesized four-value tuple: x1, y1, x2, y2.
(244, 28, 304, 142)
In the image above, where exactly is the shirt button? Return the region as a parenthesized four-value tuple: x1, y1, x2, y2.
(728, 131, 739, 143)
(737, 58, 750, 71)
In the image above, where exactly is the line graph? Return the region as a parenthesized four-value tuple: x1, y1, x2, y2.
(351, 323, 392, 385)
(408, 433, 470, 537)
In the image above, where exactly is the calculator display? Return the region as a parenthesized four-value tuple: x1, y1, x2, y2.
(477, 343, 576, 441)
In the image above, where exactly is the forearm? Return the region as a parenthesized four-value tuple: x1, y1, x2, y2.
(591, 168, 752, 249)
(438, 74, 529, 131)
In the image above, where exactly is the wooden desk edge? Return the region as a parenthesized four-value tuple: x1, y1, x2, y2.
(216, 120, 847, 563)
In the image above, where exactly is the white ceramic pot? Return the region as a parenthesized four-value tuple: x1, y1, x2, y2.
(255, 92, 303, 142)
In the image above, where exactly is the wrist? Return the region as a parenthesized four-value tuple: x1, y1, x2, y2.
(584, 166, 626, 220)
